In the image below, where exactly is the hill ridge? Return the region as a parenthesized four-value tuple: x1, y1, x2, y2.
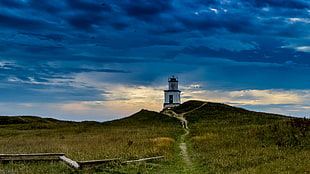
(0, 100, 290, 125)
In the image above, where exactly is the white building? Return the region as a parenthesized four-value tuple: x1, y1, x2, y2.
(163, 76, 181, 109)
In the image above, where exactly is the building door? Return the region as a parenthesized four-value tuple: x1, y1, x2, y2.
(169, 95, 173, 103)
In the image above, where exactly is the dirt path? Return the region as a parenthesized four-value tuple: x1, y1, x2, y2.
(179, 128, 191, 165)
(162, 103, 206, 167)
(162, 109, 192, 166)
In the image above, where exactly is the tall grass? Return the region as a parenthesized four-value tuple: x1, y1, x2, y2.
(181, 101, 310, 173)
(0, 110, 183, 173)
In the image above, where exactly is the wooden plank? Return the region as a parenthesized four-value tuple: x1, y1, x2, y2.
(0, 153, 65, 161)
(78, 158, 121, 165)
(123, 156, 164, 163)
(0, 153, 165, 170)
(0, 153, 65, 157)
(78, 158, 121, 169)
(0, 157, 60, 161)
(59, 156, 80, 169)
(0, 158, 60, 162)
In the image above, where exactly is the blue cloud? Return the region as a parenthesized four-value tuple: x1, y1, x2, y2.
(0, 82, 106, 103)
(123, 0, 172, 20)
(0, 0, 26, 8)
(0, 14, 47, 30)
(1, 0, 310, 119)
(250, 0, 309, 9)
(65, 0, 110, 13)
(18, 32, 65, 42)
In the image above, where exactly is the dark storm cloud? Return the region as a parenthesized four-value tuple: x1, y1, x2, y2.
(0, 63, 127, 81)
(175, 11, 257, 35)
(250, 0, 309, 9)
(0, 82, 106, 103)
(24, 46, 67, 55)
(27, 0, 64, 14)
(64, 0, 110, 31)
(0, 62, 127, 102)
(123, 0, 172, 19)
(65, 0, 109, 13)
(174, 1, 309, 37)
(61, 67, 128, 74)
(18, 32, 65, 42)
(0, 14, 47, 31)
(66, 14, 104, 31)
(0, 0, 26, 8)
(1, 0, 310, 99)
(110, 22, 130, 30)
(0, 0, 110, 32)
(181, 43, 310, 65)
(0, 0, 309, 64)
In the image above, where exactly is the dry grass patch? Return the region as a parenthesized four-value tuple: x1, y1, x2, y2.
(150, 137, 176, 158)
(0, 111, 183, 173)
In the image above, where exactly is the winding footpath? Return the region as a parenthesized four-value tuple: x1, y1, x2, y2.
(162, 103, 207, 167)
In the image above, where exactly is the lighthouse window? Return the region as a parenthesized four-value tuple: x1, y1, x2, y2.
(171, 83, 175, 89)
(169, 95, 173, 103)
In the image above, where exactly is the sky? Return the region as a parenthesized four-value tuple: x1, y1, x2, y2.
(1, 0, 310, 121)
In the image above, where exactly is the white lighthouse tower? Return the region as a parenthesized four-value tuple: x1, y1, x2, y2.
(164, 76, 181, 109)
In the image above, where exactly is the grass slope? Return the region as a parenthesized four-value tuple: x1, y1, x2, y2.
(0, 116, 67, 125)
(104, 109, 181, 127)
(0, 110, 183, 174)
(173, 100, 310, 173)
(1, 101, 309, 173)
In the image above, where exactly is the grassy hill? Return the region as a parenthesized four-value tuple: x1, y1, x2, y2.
(103, 109, 181, 127)
(0, 110, 183, 174)
(0, 101, 309, 173)
(172, 100, 310, 173)
(0, 115, 66, 125)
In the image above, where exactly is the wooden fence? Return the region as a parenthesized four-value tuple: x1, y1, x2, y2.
(0, 153, 64, 161)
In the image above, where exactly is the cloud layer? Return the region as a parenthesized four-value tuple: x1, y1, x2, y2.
(1, 0, 310, 120)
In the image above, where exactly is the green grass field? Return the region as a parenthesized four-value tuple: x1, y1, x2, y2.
(0, 110, 183, 174)
(0, 101, 309, 173)
(176, 101, 310, 174)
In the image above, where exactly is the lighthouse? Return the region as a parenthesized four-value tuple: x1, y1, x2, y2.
(164, 76, 181, 109)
